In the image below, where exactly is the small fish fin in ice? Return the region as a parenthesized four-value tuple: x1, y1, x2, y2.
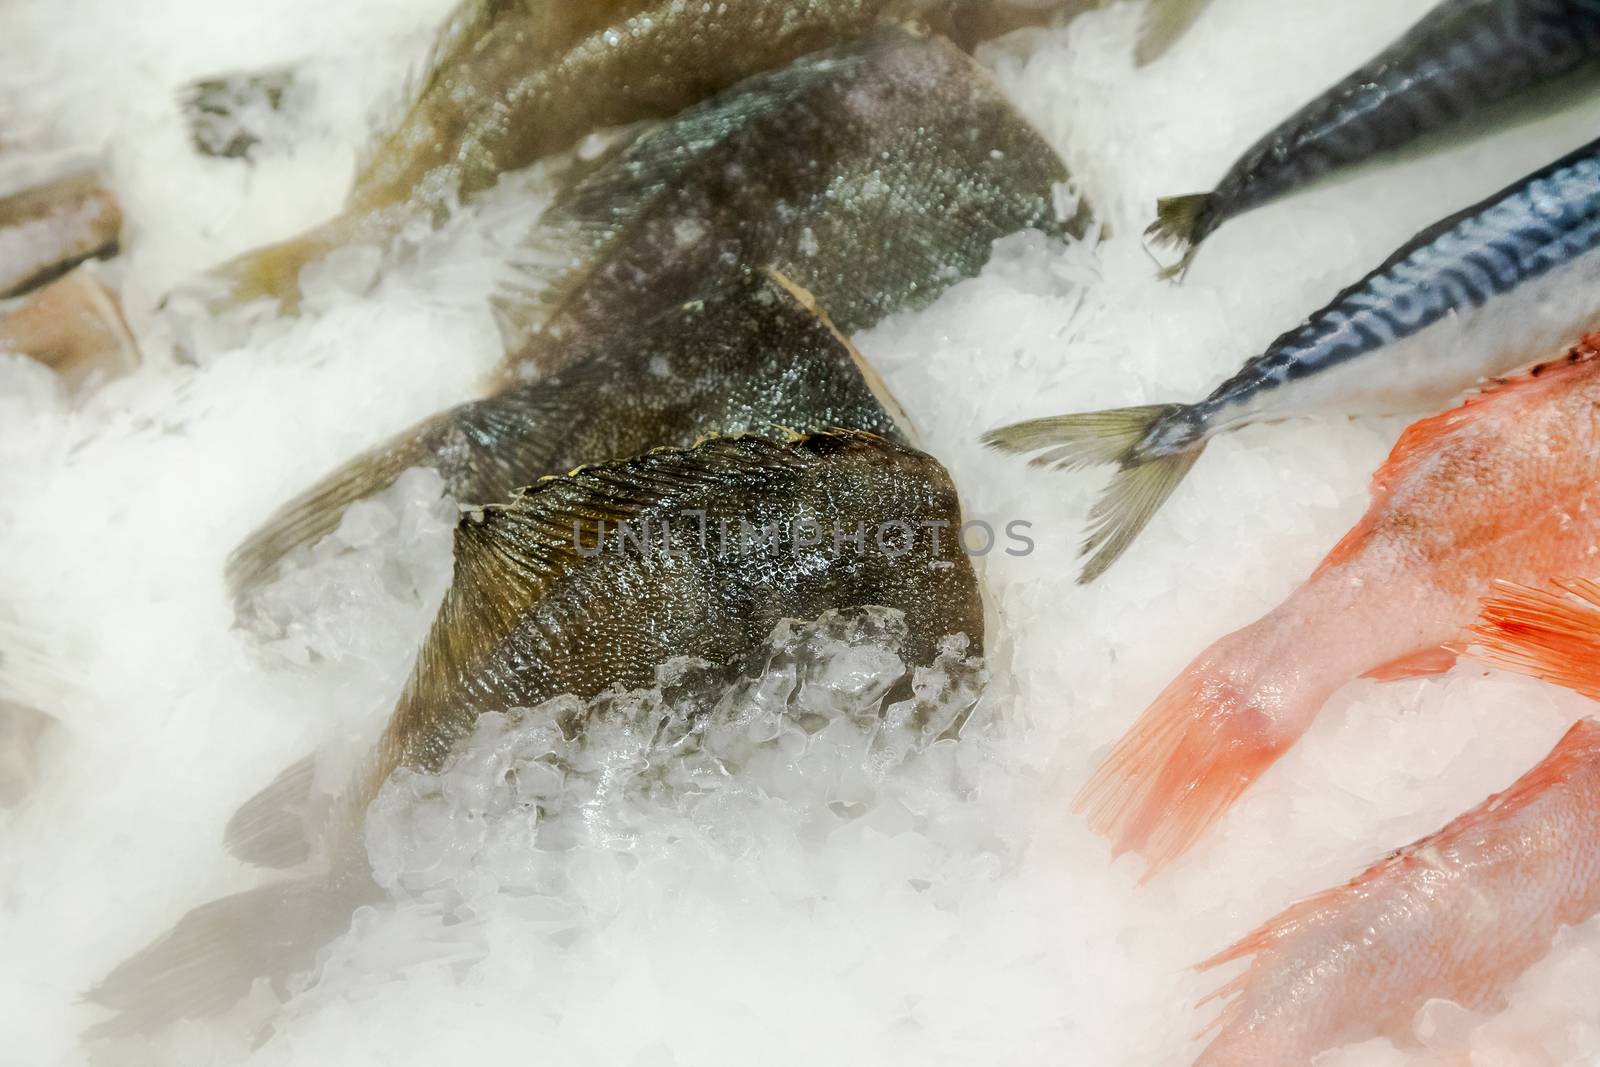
(1468, 577, 1600, 701)
(1144, 193, 1212, 280)
(82, 875, 374, 1039)
(1073, 658, 1291, 879)
(1135, 0, 1210, 66)
(224, 756, 320, 869)
(984, 403, 1204, 582)
(1361, 645, 1457, 682)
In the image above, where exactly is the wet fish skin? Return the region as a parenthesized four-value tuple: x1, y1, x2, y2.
(89, 432, 983, 1035)
(0, 171, 121, 299)
(1149, 0, 1600, 270)
(498, 27, 1080, 382)
(1072, 339, 1600, 875)
(1191, 718, 1600, 1066)
(988, 135, 1600, 582)
(195, 1, 1085, 314)
(226, 269, 908, 607)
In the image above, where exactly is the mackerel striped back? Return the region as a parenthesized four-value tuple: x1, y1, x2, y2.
(1211, 137, 1600, 401)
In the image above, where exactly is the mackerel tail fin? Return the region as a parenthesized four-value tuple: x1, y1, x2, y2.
(1144, 193, 1213, 280)
(82, 875, 372, 1039)
(983, 403, 1204, 583)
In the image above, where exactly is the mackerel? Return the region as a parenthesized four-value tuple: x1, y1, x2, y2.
(988, 135, 1600, 581)
(1149, 0, 1600, 275)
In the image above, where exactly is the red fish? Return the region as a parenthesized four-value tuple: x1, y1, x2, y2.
(1191, 718, 1600, 1065)
(1078, 338, 1600, 877)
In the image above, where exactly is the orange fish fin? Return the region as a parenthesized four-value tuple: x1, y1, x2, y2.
(1073, 659, 1293, 880)
(1362, 645, 1457, 682)
(1468, 578, 1600, 702)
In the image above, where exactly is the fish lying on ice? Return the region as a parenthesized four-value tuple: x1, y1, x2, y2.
(1189, 718, 1600, 1066)
(988, 134, 1600, 582)
(192, 0, 1092, 315)
(226, 270, 909, 604)
(0, 265, 138, 393)
(87, 431, 984, 1035)
(0, 170, 121, 298)
(1148, 0, 1600, 275)
(1073, 338, 1600, 876)
(226, 27, 1073, 604)
(493, 26, 1081, 382)
(1135, 0, 1212, 65)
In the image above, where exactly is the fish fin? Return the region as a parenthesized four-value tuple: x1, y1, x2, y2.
(82, 876, 369, 1038)
(1144, 193, 1212, 278)
(1467, 578, 1600, 701)
(224, 756, 318, 869)
(1362, 645, 1457, 682)
(984, 403, 1204, 582)
(226, 410, 457, 608)
(1074, 655, 1294, 879)
(1135, 0, 1209, 66)
(1078, 449, 1202, 584)
(177, 65, 298, 160)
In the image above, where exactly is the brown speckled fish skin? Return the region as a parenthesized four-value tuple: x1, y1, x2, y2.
(373, 430, 983, 781)
(85, 432, 983, 1037)
(199, 1, 1085, 312)
(225, 270, 910, 604)
(498, 26, 1081, 383)
(0, 171, 121, 299)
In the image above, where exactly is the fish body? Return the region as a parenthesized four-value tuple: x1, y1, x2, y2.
(90, 431, 983, 1033)
(0, 171, 120, 299)
(1191, 718, 1600, 1065)
(499, 27, 1080, 381)
(200, 1, 1087, 313)
(0, 265, 138, 394)
(226, 270, 909, 603)
(1149, 0, 1600, 270)
(1074, 339, 1600, 874)
(989, 136, 1600, 581)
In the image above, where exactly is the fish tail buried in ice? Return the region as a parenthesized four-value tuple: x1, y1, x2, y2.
(1189, 718, 1600, 1066)
(1074, 338, 1600, 876)
(1148, 0, 1600, 273)
(89, 432, 983, 1035)
(495, 26, 1080, 382)
(189, 0, 1087, 315)
(988, 135, 1600, 582)
(225, 270, 909, 610)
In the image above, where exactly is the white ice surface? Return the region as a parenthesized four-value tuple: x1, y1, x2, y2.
(5, 0, 1600, 1064)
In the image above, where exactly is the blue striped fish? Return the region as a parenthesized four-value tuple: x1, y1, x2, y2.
(986, 136, 1600, 582)
(1150, 0, 1600, 276)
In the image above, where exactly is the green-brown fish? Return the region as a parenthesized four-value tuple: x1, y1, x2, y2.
(493, 26, 1082, 383)
(87, 431, 984, 1035)
(191, 0, 1089, 314)
(227, 269, 909, 605)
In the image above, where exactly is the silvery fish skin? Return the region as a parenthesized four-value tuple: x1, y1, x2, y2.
(225, 270, 911, 605)
(497, 27, 1080, 382)
(0, 171, 121, 299)
(988, 135, 1600, 582)
(196, 0, 1087, 313)
(87, 432, 983, 1036)
(1149, 0, 1600, 273)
